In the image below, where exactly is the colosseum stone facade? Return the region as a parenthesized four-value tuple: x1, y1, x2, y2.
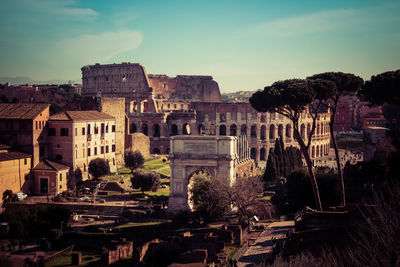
(81, 62, 331, 163)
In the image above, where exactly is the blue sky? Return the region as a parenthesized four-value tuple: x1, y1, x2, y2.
(0, 0, 399, 92)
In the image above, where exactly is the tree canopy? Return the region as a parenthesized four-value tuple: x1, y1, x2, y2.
(88, 158, 110, 179)
(359, 70, 400, 105)
(131, 170, 161, 194)
(124, 150, 145, 173)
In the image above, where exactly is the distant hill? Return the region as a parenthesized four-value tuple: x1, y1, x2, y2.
(221, 90, 256, 103)
(0, 76, 80, 85)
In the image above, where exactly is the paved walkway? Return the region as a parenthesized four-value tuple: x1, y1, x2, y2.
(237, 221, 294, 267)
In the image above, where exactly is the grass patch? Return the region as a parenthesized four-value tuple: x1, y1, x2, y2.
(45, 250, 101, 267)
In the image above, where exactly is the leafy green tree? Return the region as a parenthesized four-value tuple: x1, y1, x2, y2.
(124, 150, 145, 173)
(308, 72, 364, 206)
(131, 170, 161, 194)
(264, 153, 277, 181)
(88, 158, 110, 179)
(250, 79, 335, 210)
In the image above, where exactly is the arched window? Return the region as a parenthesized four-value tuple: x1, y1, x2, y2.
(301, 124, 306, 139)
(312, 146, 315, 158)
(240, 125, 247, 135)
(219, 125, 226, 136)
(317, 124, 320, 135)
(142, 124, 148, 136)
(152, 124, 160, 137)
(183, 123, 191, 135)
(269, 125, 275, 139)
(286, 124, 291, 138)
(171, 124, 179, 136)
(260, 148, 266, 161)
(316, 145, 320, 157)
(278, 124, 283, 137)
(250, 148, 257, 160)
(198, 124, 205, 135)
(230, 124, 237, 136)
(260, 125, 266, 140)
(307, 123, 311, 137)
(251, 125, 257, 138)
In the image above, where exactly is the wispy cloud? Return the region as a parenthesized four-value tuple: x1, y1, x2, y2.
(247, 9, 362, 37)
(50, 29, 143, 68)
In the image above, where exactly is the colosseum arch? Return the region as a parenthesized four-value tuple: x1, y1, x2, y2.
(240, 124, 247, 136)
(269, 125, 275, 140)
(260, 147, 266, 161)
(219, 125, 226, 136)
(250, 147, 257, 160)
(130, 123, 137, 134)
(301, 124, 306, 139)
(260, 125, 266, 140)
(171, 124, 179, 136)
(251, 125, 257, 138)
(198, 124, 205, 135)
(142, 124, 148, 136)
(183, 123, 191, 135)
(153, 124, 160, 137)
(230, 124, 237, 136)
(168, 136, 237, 212)
(278, 124, 283, 138)
(286, 124, 292, 138)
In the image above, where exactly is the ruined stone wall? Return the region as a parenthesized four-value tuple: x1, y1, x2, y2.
(148, 75, 222, 102)
(125, 132, 150, 159)
(99, 98, 126, 167)
(81, 63, 152, 97)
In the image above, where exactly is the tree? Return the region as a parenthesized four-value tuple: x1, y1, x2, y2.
(250, 79, 336, 211)
(308, 72, 364, 207)
(264, 152, 278, 181)
(131, 170, 161, 194)
(74, 168, 83, 185)
(124, 150, 145, 173)
(88, 158, 110, 179)
(2, 189, 13, 203)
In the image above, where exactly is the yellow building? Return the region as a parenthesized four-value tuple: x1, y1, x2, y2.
(47, 111, 117, 180)
(0, 150, 32, 199)
(32, 160, 69, 195)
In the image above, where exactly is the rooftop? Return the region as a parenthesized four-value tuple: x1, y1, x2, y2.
(0, 103, 49, 119)
(33, 160, 70, 171)
(49, 110, 115, 121)
(0, 151, 31, 162)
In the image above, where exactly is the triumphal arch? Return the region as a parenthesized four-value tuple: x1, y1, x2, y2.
(168, 135, 249, 212)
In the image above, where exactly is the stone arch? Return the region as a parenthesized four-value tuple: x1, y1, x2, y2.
(219, 125, 226, 136)
(269, 125, 275, 140)
(142, 124, 148, 136)
(260, 125, 266, 140)
(278, 124, 283, 137)
(312, 146, 315, 158)
(183, 123, 191, 135)
(140, 100, 149, 113)
(198, 124, 205, 135)
(286, 124, 291, 138)
(230, 124, 237, 136)
(307, 123, 311, 137)
(250, 147, 257, 160)
(316, 145, 320, 157)
(171, 124, 179, 136)
(130, 123, 137, 134)
(260, 147, 266, 161)
(240, 124, 247, 136)
(317, 124, 320, 135)
(152, 148, 160, 154)
(152, 124, 160, 137)
(251, 125, 257, 138)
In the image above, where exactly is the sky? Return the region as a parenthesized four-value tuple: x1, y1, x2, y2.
(0, 0, 399, 92)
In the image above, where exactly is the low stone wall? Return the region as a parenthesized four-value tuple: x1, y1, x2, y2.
(102, 239, 133, 265)
(236, 159, 258, 178)
(125, 133, 150, 158)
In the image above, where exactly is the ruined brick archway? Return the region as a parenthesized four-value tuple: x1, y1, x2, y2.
(168, 136, 238, 212)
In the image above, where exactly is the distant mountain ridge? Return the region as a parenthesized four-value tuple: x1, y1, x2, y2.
(221, 90, 256, 103)
(0, 76, 80, 85)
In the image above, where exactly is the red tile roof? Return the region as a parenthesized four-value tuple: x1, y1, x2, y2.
(33, 160, 70, 171)
(49, 110, 114, 121)
(0, 151, 31, 162)
(0, 103, 49, 119)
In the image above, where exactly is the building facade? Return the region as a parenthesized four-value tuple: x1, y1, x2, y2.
(47, 110, 117, 179)
(32, 160, 69, 195)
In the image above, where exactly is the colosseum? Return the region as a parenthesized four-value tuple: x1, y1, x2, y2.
(81, 62, 331, 163)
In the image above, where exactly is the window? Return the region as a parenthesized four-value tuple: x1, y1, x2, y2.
(82, 127, 85, 135)
(112, 145, 115, 152)
(60, 128, 69, 136)
(83, 148, 85, 157)
(75, 150, 77, 158)
(24, 158, 27, 165)
(106, 124, 109, 133)
(56, 154, 63, 161)
(59, 173, 62, 181)
(48, 128, 56, 136)
(75, 128, 77, 136)
(101, 146, 104, 154)
(94, 125, 99, 134)
(94, 147, 97, 155)
(106, 146, 109, 153)
(112, 125, 116, 132)
(101, 123, 105, 134)
(87, 148, 91, 156)
(39, 121, 42, 129)
(35, 121, 38, 129)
